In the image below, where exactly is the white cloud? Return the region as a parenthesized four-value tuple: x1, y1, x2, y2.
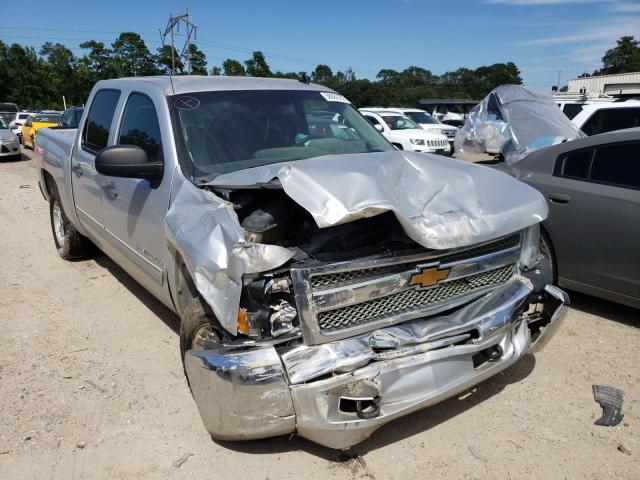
(516, 17, 640, 46)
(609, 2, 640, 12)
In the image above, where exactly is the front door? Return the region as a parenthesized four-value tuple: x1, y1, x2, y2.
(101, 91, 170, 290)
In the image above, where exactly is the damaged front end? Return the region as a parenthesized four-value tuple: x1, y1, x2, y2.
(182, 218, 567, 448)
(174, 151, 567, 449)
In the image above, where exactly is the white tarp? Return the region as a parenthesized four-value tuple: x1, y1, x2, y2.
(455, 85, 585, 164)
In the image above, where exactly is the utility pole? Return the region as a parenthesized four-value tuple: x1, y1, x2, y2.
(556, 70, 562, 89)
(160, 9, 197, 75)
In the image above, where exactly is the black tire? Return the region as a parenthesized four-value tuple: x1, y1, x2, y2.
(49, 189, 92, 260)
(179, 297, 228, 362)
(539, 230, 557, 284)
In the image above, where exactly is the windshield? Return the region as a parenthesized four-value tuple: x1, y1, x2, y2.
(171, 90, 393, 179)
(34, 114, 61, 123)
(381, 115, 421, 130)
(0, 117, 8, 129)
(405, 111, 439, 124)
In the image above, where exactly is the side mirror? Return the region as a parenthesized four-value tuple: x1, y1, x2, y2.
(374, 124, 384, 132)
(95, 145, 163, 188)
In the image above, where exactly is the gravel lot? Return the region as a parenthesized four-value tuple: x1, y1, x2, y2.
(1, 150, 639, 479)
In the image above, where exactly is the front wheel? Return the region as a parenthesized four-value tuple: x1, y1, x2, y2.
(539, 231, 557, 284)
(49, 191, 92, 259)
(179, 298, 228, 362)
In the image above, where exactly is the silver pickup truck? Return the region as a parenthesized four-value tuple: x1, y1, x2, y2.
(35, 76, 568, 449)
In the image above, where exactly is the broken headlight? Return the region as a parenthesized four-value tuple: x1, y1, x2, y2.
(238, 275, 299, 340)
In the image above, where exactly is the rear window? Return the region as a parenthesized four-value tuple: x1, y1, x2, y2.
(82, 89, 121, 153)
(590, 142, 640, 189)
(34, 114, 61, 123)
(581, 107, 640, 136)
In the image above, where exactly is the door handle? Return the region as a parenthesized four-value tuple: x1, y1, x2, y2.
(71, 162, 82, 177)
(104, 182, 118, 199)
(548, 193, 570, 204)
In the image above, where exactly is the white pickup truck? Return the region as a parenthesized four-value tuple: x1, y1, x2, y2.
(35, 76, 567, 449)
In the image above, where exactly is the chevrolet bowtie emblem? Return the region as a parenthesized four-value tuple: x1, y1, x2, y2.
(410, 266, 450, 288)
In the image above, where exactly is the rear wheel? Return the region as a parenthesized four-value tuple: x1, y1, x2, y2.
(49, 189, 92, 260)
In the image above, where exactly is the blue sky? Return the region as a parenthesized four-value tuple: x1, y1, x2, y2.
(1, 0, 639, 92)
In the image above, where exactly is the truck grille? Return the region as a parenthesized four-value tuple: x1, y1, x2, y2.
(292, 234, 522, 345)
(316, 265, 514, 331)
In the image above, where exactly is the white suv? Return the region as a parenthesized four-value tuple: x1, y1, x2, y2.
(359, 109, 450, 155)
(366, 108, 458, 147)
(571, 100, 640, 136)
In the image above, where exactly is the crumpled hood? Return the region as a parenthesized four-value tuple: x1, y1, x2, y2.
(208, 150, 548, 249)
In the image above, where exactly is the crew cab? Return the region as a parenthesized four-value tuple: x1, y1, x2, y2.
(35, 76, 567, 449)
(359, 109, 451, 155)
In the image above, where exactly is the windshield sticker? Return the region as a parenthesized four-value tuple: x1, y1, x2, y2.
(320, 92, 350, 104)
(174, 96, 201, 110)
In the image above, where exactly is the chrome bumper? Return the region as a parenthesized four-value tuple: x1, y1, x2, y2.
(184, 270, 568, 449)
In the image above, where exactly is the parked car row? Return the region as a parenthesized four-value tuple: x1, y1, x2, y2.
(0, 105, 84, 159)
(359, 107, 457, 155)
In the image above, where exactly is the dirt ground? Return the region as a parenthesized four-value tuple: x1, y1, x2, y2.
(1, 150, 639, 480)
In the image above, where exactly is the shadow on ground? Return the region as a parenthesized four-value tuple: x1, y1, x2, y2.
(92, 252, 180, 333)
(567, 290, 638, 328)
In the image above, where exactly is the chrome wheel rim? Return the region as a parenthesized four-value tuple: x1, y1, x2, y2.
(52, 203, 65, 248)
(191, 323, 217, 350)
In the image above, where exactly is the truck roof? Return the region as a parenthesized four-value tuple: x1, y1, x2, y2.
(95, 75, 333, 96)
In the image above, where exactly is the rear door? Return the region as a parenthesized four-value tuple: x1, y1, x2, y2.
(70, 88, 121, 242)
(546, 141, 640, 299)
(101, 91, 170, 288)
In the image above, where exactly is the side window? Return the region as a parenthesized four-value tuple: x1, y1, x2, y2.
(118, 93, 163, 163)
(562, 104, 583, 120)
(590, 142, 640, 189)
(365, 115, 381, 127)
(555, 148, 593, 180)
(82, 89, 120, 153)
(582, 108, 640, 136)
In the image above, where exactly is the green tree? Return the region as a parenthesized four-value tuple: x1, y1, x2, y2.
(210, 66, 222, 76)
(0, 41, 51, 109)
(311, 64, 333, 83)
(601, 36, 640, 74)
(244, 51, 272, 77)
(78, 40, 116, 79)
(156, 45, 183, 74)
(186, 44, 208, 75)
(222, 59, 246, 76)
(111, 32, 157, 77)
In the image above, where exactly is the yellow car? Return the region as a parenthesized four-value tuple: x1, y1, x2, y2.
(22, 113, 62, 149)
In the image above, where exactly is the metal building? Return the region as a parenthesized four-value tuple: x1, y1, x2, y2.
(567, 72, 640, 97)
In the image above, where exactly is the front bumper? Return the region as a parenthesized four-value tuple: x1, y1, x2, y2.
(185, 269, 568, 449)
(0, 137, 21, 158)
